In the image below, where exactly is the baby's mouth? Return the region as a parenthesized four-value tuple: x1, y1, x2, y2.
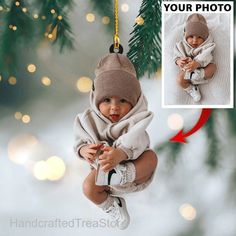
(109, 114, 120, 122)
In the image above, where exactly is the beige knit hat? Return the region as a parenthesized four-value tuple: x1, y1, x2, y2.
(185, 13, 209, 40)
(93, 53, 141, 107)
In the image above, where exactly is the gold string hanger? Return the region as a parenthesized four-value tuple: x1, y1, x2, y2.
(110, 0, 123, 54)
(113, 0, 120, 49)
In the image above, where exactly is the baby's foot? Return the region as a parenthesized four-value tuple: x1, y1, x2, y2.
(184, 84, 201, 102)
(96, 164, 127, 186)
(105, 197, 130, 230)
(191, 69, 208, 84)
(184, 71, 192, 80)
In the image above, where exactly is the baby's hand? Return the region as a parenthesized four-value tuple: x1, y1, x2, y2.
(185, 60, 200, 72)
(79, 144, 103, 164)
(98, 146, 127, 172)
(176, 57, 189, 69)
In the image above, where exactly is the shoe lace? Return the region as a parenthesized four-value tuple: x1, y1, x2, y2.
(189, 86, 198, 97)
(105, 202, 120, 220)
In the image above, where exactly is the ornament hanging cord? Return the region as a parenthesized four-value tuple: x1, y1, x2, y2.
(114, 0, 119, 49)
(109, 0, 123, 54)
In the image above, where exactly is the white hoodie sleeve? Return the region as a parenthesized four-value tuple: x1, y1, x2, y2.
(194, 42, 216, 67)
(113, 112, 153, 160)
(173, 41, 187, 64)
(73, 110, 110, 159)
(73, 114, 93, 159)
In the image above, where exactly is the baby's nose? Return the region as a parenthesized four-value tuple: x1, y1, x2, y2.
(111, 103, 119, 110)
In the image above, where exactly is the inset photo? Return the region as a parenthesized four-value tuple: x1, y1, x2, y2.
(162, 2, 234, 108)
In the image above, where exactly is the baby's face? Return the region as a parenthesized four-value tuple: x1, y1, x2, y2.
(98, 96, 132, 123)
(186, 35, 204, 48)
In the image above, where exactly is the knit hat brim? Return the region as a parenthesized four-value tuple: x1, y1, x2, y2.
(185, 21, 209, 40)
(94, 70, 141, 107)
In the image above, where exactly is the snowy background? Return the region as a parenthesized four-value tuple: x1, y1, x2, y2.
(0, 1, 236, 236)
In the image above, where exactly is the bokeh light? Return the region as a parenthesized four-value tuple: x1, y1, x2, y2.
(46, 156, 66, 181)
(135, 16, 144, 25)
(121, 3, 129, 12)
(22, 7, 27, 13)
(14, 112, 22, 120)
(156, 67, 162, 78)
(8, 134, 38, 165)
(41, 76, 51, 86)
(33, 161, 49, 180)
(8, 76, 17, 85)
(27, 64, 36, 73)
(179, 203, 197, 221)
(33, 14, 39, 19)
(86, 13, 95, 22)
(102, 16, 110, 24)
(167, 113, 184, 130)
(76, 77, 92, 93)
(22, 115, 31, 124)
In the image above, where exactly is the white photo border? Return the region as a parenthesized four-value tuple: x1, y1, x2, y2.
(161, 1, 234, 109)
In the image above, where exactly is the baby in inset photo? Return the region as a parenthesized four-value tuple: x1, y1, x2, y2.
(174, 13, 217, 102)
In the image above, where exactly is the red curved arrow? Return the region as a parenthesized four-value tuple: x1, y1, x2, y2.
(170, 108, 212, 143)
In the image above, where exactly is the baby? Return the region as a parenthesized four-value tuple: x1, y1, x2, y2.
(174, 13, 217, 102)
(73, 53, 157, 230)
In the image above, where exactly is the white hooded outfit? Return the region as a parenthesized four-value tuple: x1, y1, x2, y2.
(73, 91, 155, 195)
(174, 33, 216, 67)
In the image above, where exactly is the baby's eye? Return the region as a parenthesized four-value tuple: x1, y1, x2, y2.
(103, 98, 110, 103)
(120, 99, 127, 103)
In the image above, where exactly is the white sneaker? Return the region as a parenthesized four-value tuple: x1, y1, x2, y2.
(191, 69, 208, 84)
(96, 164, 127, 186)
(184, 71, 192, 80)
(184, 85, 201, 102)
(105, 197, 130, 230)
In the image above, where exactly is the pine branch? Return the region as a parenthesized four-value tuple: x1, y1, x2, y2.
(155, 141, 183, 167)
(0, 0, 34, 75)
(0, 0, 7, 8)
(204, 110, 219, 170)
(226, 108, 236, 134)
(35, 0, 75, 52)
(88, 0, 113, 32)
(0, 0, 76, 75)
(127, 0, 162, 78)
(225, 56, 236, 198)
(225, 55, 236, 134)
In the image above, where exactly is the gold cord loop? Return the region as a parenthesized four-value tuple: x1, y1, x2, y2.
(114, 0, 119, 49)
